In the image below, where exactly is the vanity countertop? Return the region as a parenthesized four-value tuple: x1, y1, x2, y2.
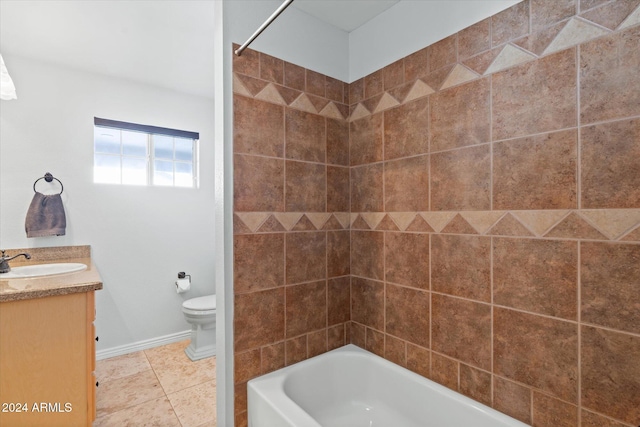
(0, 246, 103, 302)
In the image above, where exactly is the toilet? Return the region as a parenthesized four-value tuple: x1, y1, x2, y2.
(182, 294, 216, 361)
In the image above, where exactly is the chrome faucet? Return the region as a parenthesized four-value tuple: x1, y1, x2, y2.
(0, 250, 31, 274)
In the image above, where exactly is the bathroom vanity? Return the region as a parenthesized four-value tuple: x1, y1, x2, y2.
(0, 246, 102, 427)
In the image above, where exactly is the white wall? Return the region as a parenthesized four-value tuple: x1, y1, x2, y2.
(0, 54, 216, 351)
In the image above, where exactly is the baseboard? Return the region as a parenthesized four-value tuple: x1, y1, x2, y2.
(96, 330, 191, 360)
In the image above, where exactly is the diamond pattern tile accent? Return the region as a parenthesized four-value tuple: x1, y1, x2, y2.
(361, 212, 386, 230)
(404, 80, 435, 103)
(350, 213, 360, 226)
(306, 213, 332, 230)
(292, 215, 317, 231)
(349, 104, 371, 121)
(236, 212, 270, 232)
(388, 212, 418, 231)
(406, 215, 435, 232)
(323, 216, 344, 230)
(440, 214, 478, 234)
(257, 215, 286, 232)
(333, 213, 350, 229)
(460, 211, 505, 234)
(236, 74, 269, 96)
(463, 49, 502, 75)
(290, 93, 317, 114)
(543, 17, 611, 55)
(512, 210, 570, 236)
(513, 22, 566, 56)
(621, 225, 640, 241)
(440, 64, 480, 90)
(420, 212, 456, 232)
(484, 44, 536, 75)
(488, 213, 534, 236)
(273, 213, 304, 231)
(619, 4, 640, 29)
(544, 212, 608, 239)
(376, 215, 400, 231)
(352, 215, 371, 230)
(255, 83, 287, 105)
(580, 0, 640, 30)
(373, 92, 401, 113)
(233, 74, 252, 97)
(580, 209, 640, 240)
(319, 102, 345, 120)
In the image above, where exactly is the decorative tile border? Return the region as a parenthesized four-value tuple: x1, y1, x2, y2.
(234, 210, 640, 242)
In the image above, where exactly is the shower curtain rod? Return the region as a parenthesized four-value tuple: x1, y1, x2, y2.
(234, 0, 295, 56)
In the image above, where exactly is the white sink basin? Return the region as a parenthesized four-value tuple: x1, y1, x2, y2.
(0, 263, 87, 279)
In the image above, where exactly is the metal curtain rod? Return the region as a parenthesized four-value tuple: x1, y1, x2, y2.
(234, 0, 295, 56)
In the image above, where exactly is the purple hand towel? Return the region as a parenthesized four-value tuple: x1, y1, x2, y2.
(25, 192, 66, 237)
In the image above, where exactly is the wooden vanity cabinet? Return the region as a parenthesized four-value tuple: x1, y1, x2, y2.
(0, 291, 97, 427)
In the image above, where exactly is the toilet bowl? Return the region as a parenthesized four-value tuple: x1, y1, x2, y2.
(182, 294, 216, 361)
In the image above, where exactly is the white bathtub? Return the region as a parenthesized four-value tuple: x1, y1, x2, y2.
(248, 344, 529, 427)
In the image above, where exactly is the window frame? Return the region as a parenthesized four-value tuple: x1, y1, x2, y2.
(93, 117, 200, 188)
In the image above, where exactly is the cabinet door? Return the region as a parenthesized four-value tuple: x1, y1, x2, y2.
(0, 292, 89, 427)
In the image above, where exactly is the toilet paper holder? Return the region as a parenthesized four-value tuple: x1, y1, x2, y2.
(178, 271, 191, 281)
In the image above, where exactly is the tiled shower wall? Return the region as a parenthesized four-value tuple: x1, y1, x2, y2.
(233, 0, 640, 425)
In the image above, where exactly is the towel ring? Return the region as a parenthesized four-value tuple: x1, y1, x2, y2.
(33, 173, 64, 195)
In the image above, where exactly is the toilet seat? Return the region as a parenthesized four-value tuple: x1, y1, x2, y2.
(182, 294, 216, 315)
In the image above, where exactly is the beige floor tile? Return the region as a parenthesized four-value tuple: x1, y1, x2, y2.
(93, 397, 181, 427)
(95, 351, 151, 383)
(145, 340, 216, 394)
(96, 369, 165, 418)
(168, 380, 217, 427)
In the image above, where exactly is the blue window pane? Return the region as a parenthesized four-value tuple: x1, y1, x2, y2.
(122, 157, 147, 185)
(122, 130, 147, 157)
(153, 160, 173, 186)
(95, 127, 120, 154)
(174, 162, 193, 187)
(94, 154, 121, 184)
(174, 138, 193, 161)
(154, 135, 173, 159)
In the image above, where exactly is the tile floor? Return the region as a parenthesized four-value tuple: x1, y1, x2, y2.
(93, 340, 216, 427)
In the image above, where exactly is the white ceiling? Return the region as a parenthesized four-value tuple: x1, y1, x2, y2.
(293, 0, 401, 32)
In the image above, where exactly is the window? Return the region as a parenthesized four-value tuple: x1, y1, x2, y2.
(93, 117, 199, 187)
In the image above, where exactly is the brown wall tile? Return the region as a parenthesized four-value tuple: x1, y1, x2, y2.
(351, 231, 384, 281)
(493, 129, 578, 210)
(306, 69, 325, 98)
(384, 334, 407, 366)
(285, 232, 326, 284)
(494, 376, 532, 424)
(581, 409, 631, 427)
(458, 18, 491, 60)
(459, 364, 492, 406)
(235, 349, 261, 384)
(286, 281, 327, 337)
(492, 48, 576, 141)
(234, 233, 284, 294)
(233, 46, 259, 77)
(327, 118, 349, 166)
(234, 154, 284, 212)
(432, 294, 492, 370)
(494, 308, 578, 402)
(384, 155, 429, 212)
(492, 0, 530, 46)
(285, 160, 326, 212)
(383, 59, 405, 90)
(386, 284, 430, 347)
(404, 47, 429, 82)
(531, 0, 576, 32)
(261, 343, 285, 375)
(532, 392, 578, 427)
(234, 288, 284, 352)
(493, 238, 578, 320)
(366, 327, 385, 357)
(581, 118, 640, 209)
(431, 144, 491, 211)
(581, 242, 640, 334)
(327, 166, 349, 212)
(327, 231, 350, 278)
(285, 108, 326, 163)
(285, 336, 307, 365)
(328, 324, 346, 350)
(364, 70, 383, 99)
(580, 26, 640, 124)
(349, 78, 365, 105)
(284, 62, 305, 91)
(326, 76, 345, 103)
(259, 53, 284, 84)
(384, 97, 429, 160)
(350, 114, 383, 166)
(430, 78, 490, 152)
(351, 163, 384, 212)
(234, 95, 284, 157)
(328, 277, 350, 325)
(351, 277, 384, 330)
(432, 234, 491, 302)
(429, 34, 458, 71)
(385, 232, 430, 289)
(431, 352, 459, 390)
(308, 330, 328, 358)
(581, 326, 640, 425)
(407, 344, 430, 378)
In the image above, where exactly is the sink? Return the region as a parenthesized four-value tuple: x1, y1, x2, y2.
(0, 263, 87, 279)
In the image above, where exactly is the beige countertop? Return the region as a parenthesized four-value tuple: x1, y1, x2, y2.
(0, 246, 103, 302)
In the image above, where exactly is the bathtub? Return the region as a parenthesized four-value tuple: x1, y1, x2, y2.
(248, 344, 529, 427)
